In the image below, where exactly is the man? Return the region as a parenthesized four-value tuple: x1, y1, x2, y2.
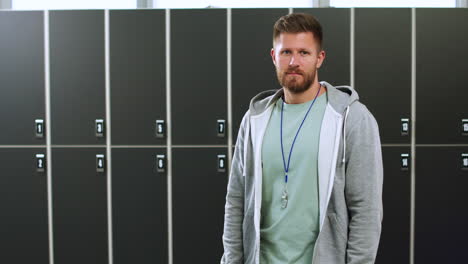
(221, 13, 383, 264)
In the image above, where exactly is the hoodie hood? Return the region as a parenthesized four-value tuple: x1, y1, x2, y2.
(248, 81, 359, 116)
(247, 81, 360, 164)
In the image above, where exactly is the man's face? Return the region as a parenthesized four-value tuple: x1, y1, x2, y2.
(271, 32, 325, 94)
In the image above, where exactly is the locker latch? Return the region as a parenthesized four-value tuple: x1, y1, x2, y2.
(155, 120, 165, 138)
(156, 154, 166, 172)
(462, 119, 468, 136)
(95, 119, 105, 137)
(36, 154, 45, 172)
(401, 118, 409, 136)
(217, 154, 226, 172)
(96, 154, 105, 172)
(35, 119, 44, 138)
(217, 119, 226, 138)
(401, 153, 409, 170)
(462, 153, 468, 170)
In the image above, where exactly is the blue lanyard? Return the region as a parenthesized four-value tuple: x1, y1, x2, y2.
(280, 86, 322, 184)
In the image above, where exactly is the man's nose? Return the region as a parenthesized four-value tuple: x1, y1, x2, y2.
(289, 53, 299, 65)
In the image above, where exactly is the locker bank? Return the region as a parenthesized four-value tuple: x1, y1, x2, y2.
(0, 1, 467, 264)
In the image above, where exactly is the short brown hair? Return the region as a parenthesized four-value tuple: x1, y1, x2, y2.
(273, 13, 323, 50)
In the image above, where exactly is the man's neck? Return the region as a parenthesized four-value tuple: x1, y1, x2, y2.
(283, 82, 326, 104)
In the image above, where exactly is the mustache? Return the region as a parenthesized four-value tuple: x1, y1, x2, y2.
(284, 67, 304, 75)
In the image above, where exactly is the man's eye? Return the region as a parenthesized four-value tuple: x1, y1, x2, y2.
(282, 50, 291, 54)
(300, 51, 310, 55)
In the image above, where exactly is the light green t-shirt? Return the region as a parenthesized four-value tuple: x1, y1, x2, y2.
(260, 91, 327, 264)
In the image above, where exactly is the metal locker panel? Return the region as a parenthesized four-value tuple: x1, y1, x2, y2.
(415, 147, 468, 263)
(232, 8, 288, 143)
(49, 10, 106, 145)
(293, 8, 351, 87)
(110, 10, 166, 145)
(172, 148, 228, 263)
(171, 9, 227, 145)
(112, 148, 168, 264)
(416, 9, 468, 144)
(52, 148, 108, 264)
(376, 147, 410, 264)
(0, 148, 49, 264)
(0, 11, 45, 145)
(355, 8, 412, 144)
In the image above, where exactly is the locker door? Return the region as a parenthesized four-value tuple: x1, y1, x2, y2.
(172, 148, 228, 263)
(415, 147, 468, 263)
(110, 10, 167, 145)
(171, 9, 227, 145)
(0, 148, 49, 264)
(294, 8, 351, 86)
(0, 11, 45, 145)
(52, 148, 108, 264)
(355, 8, 412, 144)
(49, 11, 105, 145)
(112, 148, 168, 264)
(376, 147, 410, 264)
(232, 8, 288, 142)
(416, 9, 468, 144)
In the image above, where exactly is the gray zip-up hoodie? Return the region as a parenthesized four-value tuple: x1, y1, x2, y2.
(221, 81, 383, 264)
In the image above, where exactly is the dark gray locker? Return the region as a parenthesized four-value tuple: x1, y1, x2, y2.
(171, 9, 227, 145)
(355, 8, 411, 144)
(293, 8, 351, 86)
(415, 147, 468, 263)
(50, 11, 105, 145)
(52, 148, 108, 264)
(112, 148, 167, 264)
(0, 11, 45, 145)
(376, 147, 410, 264)
(110, 10, 166, 145)
(232, 8, 288, 142)
(172, 148, 228, 263)
(0, 148, 49, 264)
(416, 9, 468, 144)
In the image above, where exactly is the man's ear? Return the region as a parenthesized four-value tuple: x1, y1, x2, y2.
(271, 48, 276, 65)
(317, 49, 326, 69)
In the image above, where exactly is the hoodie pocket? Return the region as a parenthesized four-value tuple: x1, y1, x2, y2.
(328, 213, 347, 241)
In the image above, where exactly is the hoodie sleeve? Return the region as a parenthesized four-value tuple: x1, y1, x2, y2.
(220, 111, 249, 264)
(344, 106, 384, 264)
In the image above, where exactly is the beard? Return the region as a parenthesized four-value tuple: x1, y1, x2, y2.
(276, 66, 316, 94)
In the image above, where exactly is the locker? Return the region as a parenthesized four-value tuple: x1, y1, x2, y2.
(416, 8, 468, 144)
(231, 8, 288, 142)
(0, 11, 45, 145)
(112, 148, 168, 263)
(172, 148, 228, 263)
(355, 8, 412, 144)
(294, 8, 351, 87)
(171, 9, 227, 145)
(376, 147, 411, 264)
(49, 11, 106, 145)
(0, 148, 49, 264)
(52, 148, 108, 264)
(415, 147, 468, 263)
(110, 10, 167, 145)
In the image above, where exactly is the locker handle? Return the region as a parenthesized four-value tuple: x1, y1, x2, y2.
(95, 119, 105, 137)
